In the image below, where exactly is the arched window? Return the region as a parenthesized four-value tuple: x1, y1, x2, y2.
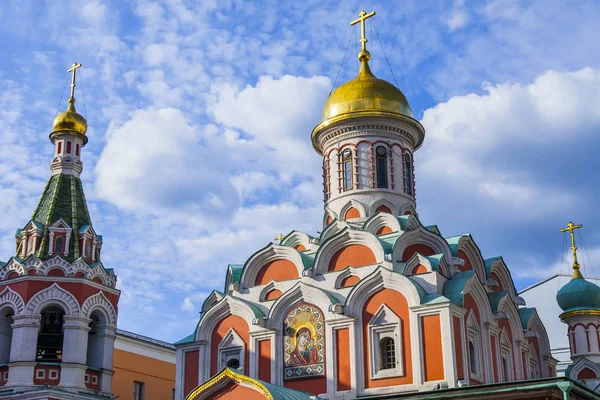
(502, 357, 509, 382)
(84, 241, 92, 259)
(226, 358, 240, 369)
(27, 237, 34, 255)
(54, 236, 64, 255)
(87, 310, 107, 369)
(468, 341, 477, 375)
(379, 337, 396, 370)
(404, 154, 412, 196)
(37, 306, 65, 362)
(0, 306, 14, 365)
(376, 146, 388, 188)
(342, 149, 353, 191)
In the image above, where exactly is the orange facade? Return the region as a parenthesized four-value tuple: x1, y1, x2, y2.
(112, 348, 176, 400)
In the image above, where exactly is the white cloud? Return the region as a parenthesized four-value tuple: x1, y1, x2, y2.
(419, 68, 600, 220)
(95, 107, 240, 220)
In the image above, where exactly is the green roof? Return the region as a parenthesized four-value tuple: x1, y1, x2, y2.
(445, 234, 470, 257)
(488, 291, 508, 312)
(174, 332, 195, 345)
(28, 174, 93, 261)
(442, 270, 475, 306)
(0, 262, 5, 268)
(518, 307, 536, 330)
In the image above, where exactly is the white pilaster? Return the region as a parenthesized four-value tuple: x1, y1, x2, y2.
(7, 315, 40, 386)
(59, 316, 90, 388)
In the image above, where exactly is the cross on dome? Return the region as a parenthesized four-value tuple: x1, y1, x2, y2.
(350, 9, 376, 52)
(561, 221, 584, 278)
(67, 62, 82, 103)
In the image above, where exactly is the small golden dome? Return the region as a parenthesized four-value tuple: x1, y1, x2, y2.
(52, 99, 87, 135)
(321, 52, 413, 123)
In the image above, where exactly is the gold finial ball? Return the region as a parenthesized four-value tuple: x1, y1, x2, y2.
(52, 105, 87, 135)
(358, 49, 371, 62)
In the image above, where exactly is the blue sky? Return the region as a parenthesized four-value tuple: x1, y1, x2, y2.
(1, 0, 600, 342)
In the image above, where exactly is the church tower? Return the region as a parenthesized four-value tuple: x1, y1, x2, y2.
(312, 10, 425, 226)
(0, 64, 119, 399)
(557, 222, 600, 391)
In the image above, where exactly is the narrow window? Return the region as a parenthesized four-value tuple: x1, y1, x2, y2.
(379, 337, 396, 370)
(133, 381, 145, 400)
(27, 237, 34, 254)
(502, 357, 509, 382)
(84, 241, 92, 259)
(404, 154, 412, 196)
(66, 141, 72, 154)
(342, 149, 352, 191)
(36, 306, 65, 362)
(54, 236, 64, 255)
(75, 144, 80, 156)
(469, 341, 477, 374)
(57, 142, 62, 154)
(376, 146, 388, 188)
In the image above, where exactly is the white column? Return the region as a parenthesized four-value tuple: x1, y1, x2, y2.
(99, 325, 116, 393)
(48, 231, 55, 255)
(7, 315, 40, 386)
(59, 316, 90, 388)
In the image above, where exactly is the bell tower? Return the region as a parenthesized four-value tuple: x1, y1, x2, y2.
(311, 10, 425, 227)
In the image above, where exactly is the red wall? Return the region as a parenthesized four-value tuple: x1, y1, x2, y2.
(329, 245, 376, 272)
(210, 315, 250, 376)
(363, 288, 412, 388)
(255, 260, 299, 285)
(335, 328, 351, 391)
(402, 244, 435, 261)
(258, 340, 271, 382)
(422, 315, 444, 381)
(184, 350, 199, 397)
(453, 316, 464, 380)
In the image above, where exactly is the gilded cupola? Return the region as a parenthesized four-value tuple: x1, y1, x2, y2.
(51, 63, 88, 138)
(311, 11, 424, 154)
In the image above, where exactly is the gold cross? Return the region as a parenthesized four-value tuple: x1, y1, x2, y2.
(274, 233, 285, 243)
(560, 221, 583, 278)
(351, 9, 376, 52)
(67, 62, 83, 101)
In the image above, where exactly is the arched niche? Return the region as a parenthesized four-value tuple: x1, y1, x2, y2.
(486, 258, 518, 302)
(280, 231, 318, 253)
(393, 225, 454, 271)
(239, 244, 305, 289)
(370, 199, 396, 216)
(363, 213, 402, 236)
(340, 200, 366, 221)
(313, 228, 385, 275)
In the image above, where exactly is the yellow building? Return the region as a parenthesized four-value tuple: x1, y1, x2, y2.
(113, 329, 176, 400)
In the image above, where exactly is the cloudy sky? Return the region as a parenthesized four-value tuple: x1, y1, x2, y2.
(1, 0, 600, 342)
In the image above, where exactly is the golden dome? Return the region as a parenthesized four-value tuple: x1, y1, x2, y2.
(52, 99, 87, 136)
(321, 51, 413, 123)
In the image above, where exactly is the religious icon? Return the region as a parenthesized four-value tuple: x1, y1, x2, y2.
(284, 304, 325, 380)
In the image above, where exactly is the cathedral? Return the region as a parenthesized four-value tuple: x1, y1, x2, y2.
(173, 10, 600, 400)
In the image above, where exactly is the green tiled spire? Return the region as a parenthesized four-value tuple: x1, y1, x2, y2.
(24, 174, 93, 261)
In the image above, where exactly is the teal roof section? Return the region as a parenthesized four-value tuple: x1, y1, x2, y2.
(228, 264, 243, 283)
(484, 256, 502, 278)
(78, 224, 91, 232)
(259, 377, 313, 400)
(0, 262, 5, 268)
(445, 234, 470, 257)
(230, 295, 266, 318)
(27, 174, 94, 261)
(396, 215, 410, 231)
(518, 307, 536, 330)
(425, 254, 444, 272)
(299, 252, 315, 270)
(174, 332, 195, 345)
(425, 225, 441, 235)
(488, 291, 508, 312)
(377, 235, 399, 254)
(442, 270, 475, 306)
(557, 277, 600, 313)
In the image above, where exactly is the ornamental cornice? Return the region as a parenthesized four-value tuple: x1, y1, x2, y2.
(186, 368, 274, 400)
(560, 309, 600, 321)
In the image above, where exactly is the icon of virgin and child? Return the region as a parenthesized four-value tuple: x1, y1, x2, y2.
(289, 326, 318, 366)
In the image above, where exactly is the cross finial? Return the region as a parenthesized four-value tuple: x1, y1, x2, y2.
(274, 233, 285, 243)
(66, 62, 82, 106)
(560, 221, 584, 279)
(350, 9, 376, 53)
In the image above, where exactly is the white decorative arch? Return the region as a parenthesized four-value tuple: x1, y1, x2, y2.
(499, 327, 515, 381)
(404, 253, 449, 277)
(400, 203, 418, 217)
(463, 275, 494, 325)
(323, 209, 338, 227)
(313, 228, 385, 275)
(87, 265, 113, 287)
(369, 198, 397, 216)
(258, 282, 285, 302)
(570, 357, 600, 381)
(344, 267, 423, 317)
(498, 296, 525, 344)
(280, 231, 318, 253)
(320, 219, 350, 243)
(487, 258, 517, 302)
(363, 213, 402, 236)
(454, 235, 487, 284)
(0, 259, 25, 280)
(239, 244, 306, 289)
(334, 267, 362, 289)
(25, 283, 80, 316)
(201, 291, 224, 312)
(81, 292, 117, 326)
(524, 311, 552, 369)
(196, 296, 264, 341)
(37, 256, 75, 276)
(0, 287, 25, 315)
(339, 199, 367, 221)
(22, 256, 42, 269)
(392, 225, 454, 272)
(72, 259, 92, 276)
(267, 281, 341, 329)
